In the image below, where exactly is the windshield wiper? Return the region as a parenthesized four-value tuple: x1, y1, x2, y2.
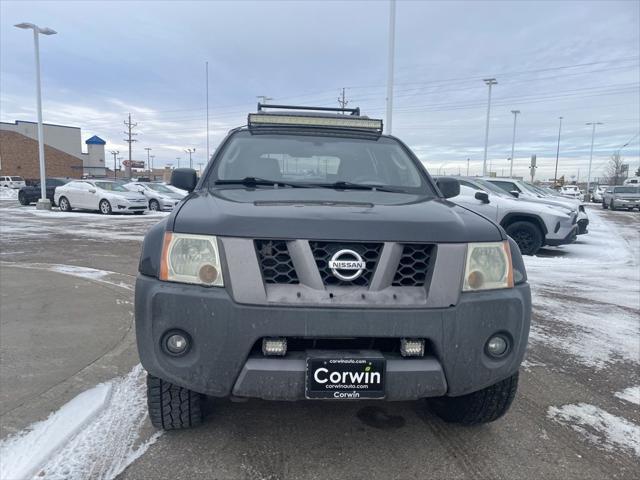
(315, 181, 405, 193)
(214, 177, 310, 188)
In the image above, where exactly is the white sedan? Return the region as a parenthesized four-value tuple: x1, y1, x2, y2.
(123, 182, 185, 211)
(54, 179, 148, 214)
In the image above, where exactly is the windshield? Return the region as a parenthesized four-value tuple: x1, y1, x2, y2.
(95, 181, 128, 192)
(11, 176, 24, 181)
(519, 182, 542, 195)
(146, 183, 174, 194)
(615, 186, 639, 194)
(473, 179, 510, 196)
(207, 132, 433, 194)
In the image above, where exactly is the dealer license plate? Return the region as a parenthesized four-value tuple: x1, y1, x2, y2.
(305, 357, 385, 399)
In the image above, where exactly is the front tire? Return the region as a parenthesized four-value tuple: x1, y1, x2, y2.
(58, 196, 71, 212)
(147, 374, 204, 430)
(149, 199, 160, 211)
(610, 200, 616, 211)
(505, 221, 543, 256)
(99, 199, 112, 215)
(602, 200, 608, 209)
(428, 372, 519, 425)
(18, 192, 29, 206)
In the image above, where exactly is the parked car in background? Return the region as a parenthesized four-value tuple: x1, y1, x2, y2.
(558, 185, 584, 201)
(54, 179, 148, 214)
(602, 185, 640, 211)
(0, 176, 26, 189)
(591, 185, 607, 203)
(623, 176, 639, 185)
(483, 178, 589, 234)
(441, 178, 578, 255)
(123, 181, 186, 211)
(18, 178, 69, 206)
(161, 182, 189, 196)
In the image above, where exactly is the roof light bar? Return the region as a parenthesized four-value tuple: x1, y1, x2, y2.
(257, 103, 360, 116)
(248, 113, 383, 133)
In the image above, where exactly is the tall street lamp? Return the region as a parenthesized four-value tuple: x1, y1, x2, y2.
(509, 110, 520, 177)
(185, 148, 195, 169)
(15, 22, 57, 210)
(482, 78, 497, 176)
(553, 117, 563, 186)
(586, 122, 603, 201)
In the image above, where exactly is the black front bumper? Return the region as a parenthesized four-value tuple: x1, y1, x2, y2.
(135, 275, 531, 400)
(546, 225, 578, 246)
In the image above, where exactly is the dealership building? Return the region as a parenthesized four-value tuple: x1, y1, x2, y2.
(0, 120, 107, 180)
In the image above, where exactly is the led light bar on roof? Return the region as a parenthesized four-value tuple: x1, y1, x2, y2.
(248, 113, 383, 133)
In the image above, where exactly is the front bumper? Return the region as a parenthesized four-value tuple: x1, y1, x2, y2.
(135, 275, 531, 400)
(159, 199, 179, 211)
(613, 199, 640, 208)
(546, 224, 578, 246)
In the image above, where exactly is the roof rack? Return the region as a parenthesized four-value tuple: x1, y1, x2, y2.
(257, 103, 361, 116)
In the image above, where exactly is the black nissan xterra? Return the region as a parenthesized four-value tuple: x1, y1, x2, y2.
(135, 105, 531, 430)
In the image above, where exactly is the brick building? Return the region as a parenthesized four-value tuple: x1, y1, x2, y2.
(0, 130, 83, 180)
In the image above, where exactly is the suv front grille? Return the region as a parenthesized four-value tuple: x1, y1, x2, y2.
(255, 240, 299, 284)
(392, 244, 435, 287)
(309, 241, 382, 286)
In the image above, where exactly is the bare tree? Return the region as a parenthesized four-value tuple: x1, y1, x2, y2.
(603, 153, 626, 185)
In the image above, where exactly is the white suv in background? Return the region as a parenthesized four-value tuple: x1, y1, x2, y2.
(558, 185, 584, 201)
(54, 179, 148, 214)
(437, 178, 578, 255)
(0, 176, 26, 189)
(484, 177, 589, 235)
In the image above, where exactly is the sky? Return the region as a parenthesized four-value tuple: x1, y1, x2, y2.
(1, 0, 639, 181)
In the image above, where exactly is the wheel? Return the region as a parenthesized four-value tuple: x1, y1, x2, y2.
(58, 196, 71, 212)
(18, 192, 29, 205)
(99, 199, 112, 215)
(609, 200, 616, 211)
(505, 221, 543, 256)
(428, 372, 519, 425)
(149, 199, 160, 211)
(147, 374, 204, 430)
(602, 200, 608, 209)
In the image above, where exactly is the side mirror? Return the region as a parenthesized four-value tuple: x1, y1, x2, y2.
(509, 190, 520, 198)
(172, 168, 198, 193)
(437, 177, 460, 199)
(475, 191, 490, 203)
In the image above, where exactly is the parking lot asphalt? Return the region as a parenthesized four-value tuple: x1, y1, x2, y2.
(0, 201, 638, 480)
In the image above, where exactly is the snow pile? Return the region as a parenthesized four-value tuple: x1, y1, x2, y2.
(615, 386, 640, 406)
(0, 365, 161, 480)
(0, 384, 112, 480)
(49, 264, 111, 281)
(548, 403, 640, 457)
(0, 187, 18, 201)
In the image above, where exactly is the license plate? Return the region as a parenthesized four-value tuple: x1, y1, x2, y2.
(306, 357, 385, 399)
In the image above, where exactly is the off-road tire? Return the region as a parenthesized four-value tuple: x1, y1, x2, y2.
(59, 196, 71, 212)
(505, 221, 543, 256)
(99, 199, 112, 215)
(149, 199, 160, 211)
(18, 192, 29, 205)
(147, 374, 204, 430)
(429, 372, 519, 425)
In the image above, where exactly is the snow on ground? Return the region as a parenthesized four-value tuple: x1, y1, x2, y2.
(614, 386, 640, 406)
(0, 365, 160, 480)
(0, 187, 18, 200)
(548, 403, 640, 458)
(525, 208, 640, 369)
(0, 384, 112, 480)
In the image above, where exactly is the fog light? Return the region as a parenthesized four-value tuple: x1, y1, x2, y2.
(165, 333, 189, 355)
(262, 337, 287, 356)
(400, 338, 425, 357)
(486, 335, 508, 357)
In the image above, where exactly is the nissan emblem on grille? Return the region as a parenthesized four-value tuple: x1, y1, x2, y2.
(328, 249, 366, 281)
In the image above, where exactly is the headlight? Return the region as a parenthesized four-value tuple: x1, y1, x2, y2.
(159, 233, 223, 287)
(463, 241, 514, 292)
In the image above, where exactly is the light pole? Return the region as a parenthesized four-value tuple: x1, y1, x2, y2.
(553, 116, 563, 186)
(150, 155, 155, 173)
(586, 122, 603, 201)
(466, 158, 470, 176)
(15, 22, 57, 210)
(482, 78, 498, 176)
(509, 110, 520, 177)
(256, 95, 273, 106)
(144, 147, 152, 173)
(110, 150, 119, 179)
(176, 157, 181, 169)
(185, 148, 195, 169)
(386, 0, 396, 134)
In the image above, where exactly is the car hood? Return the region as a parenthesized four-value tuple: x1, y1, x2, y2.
(171, 188, 504, 242)
(109, 191, 146, 201)
(517, 194, 577, 211)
